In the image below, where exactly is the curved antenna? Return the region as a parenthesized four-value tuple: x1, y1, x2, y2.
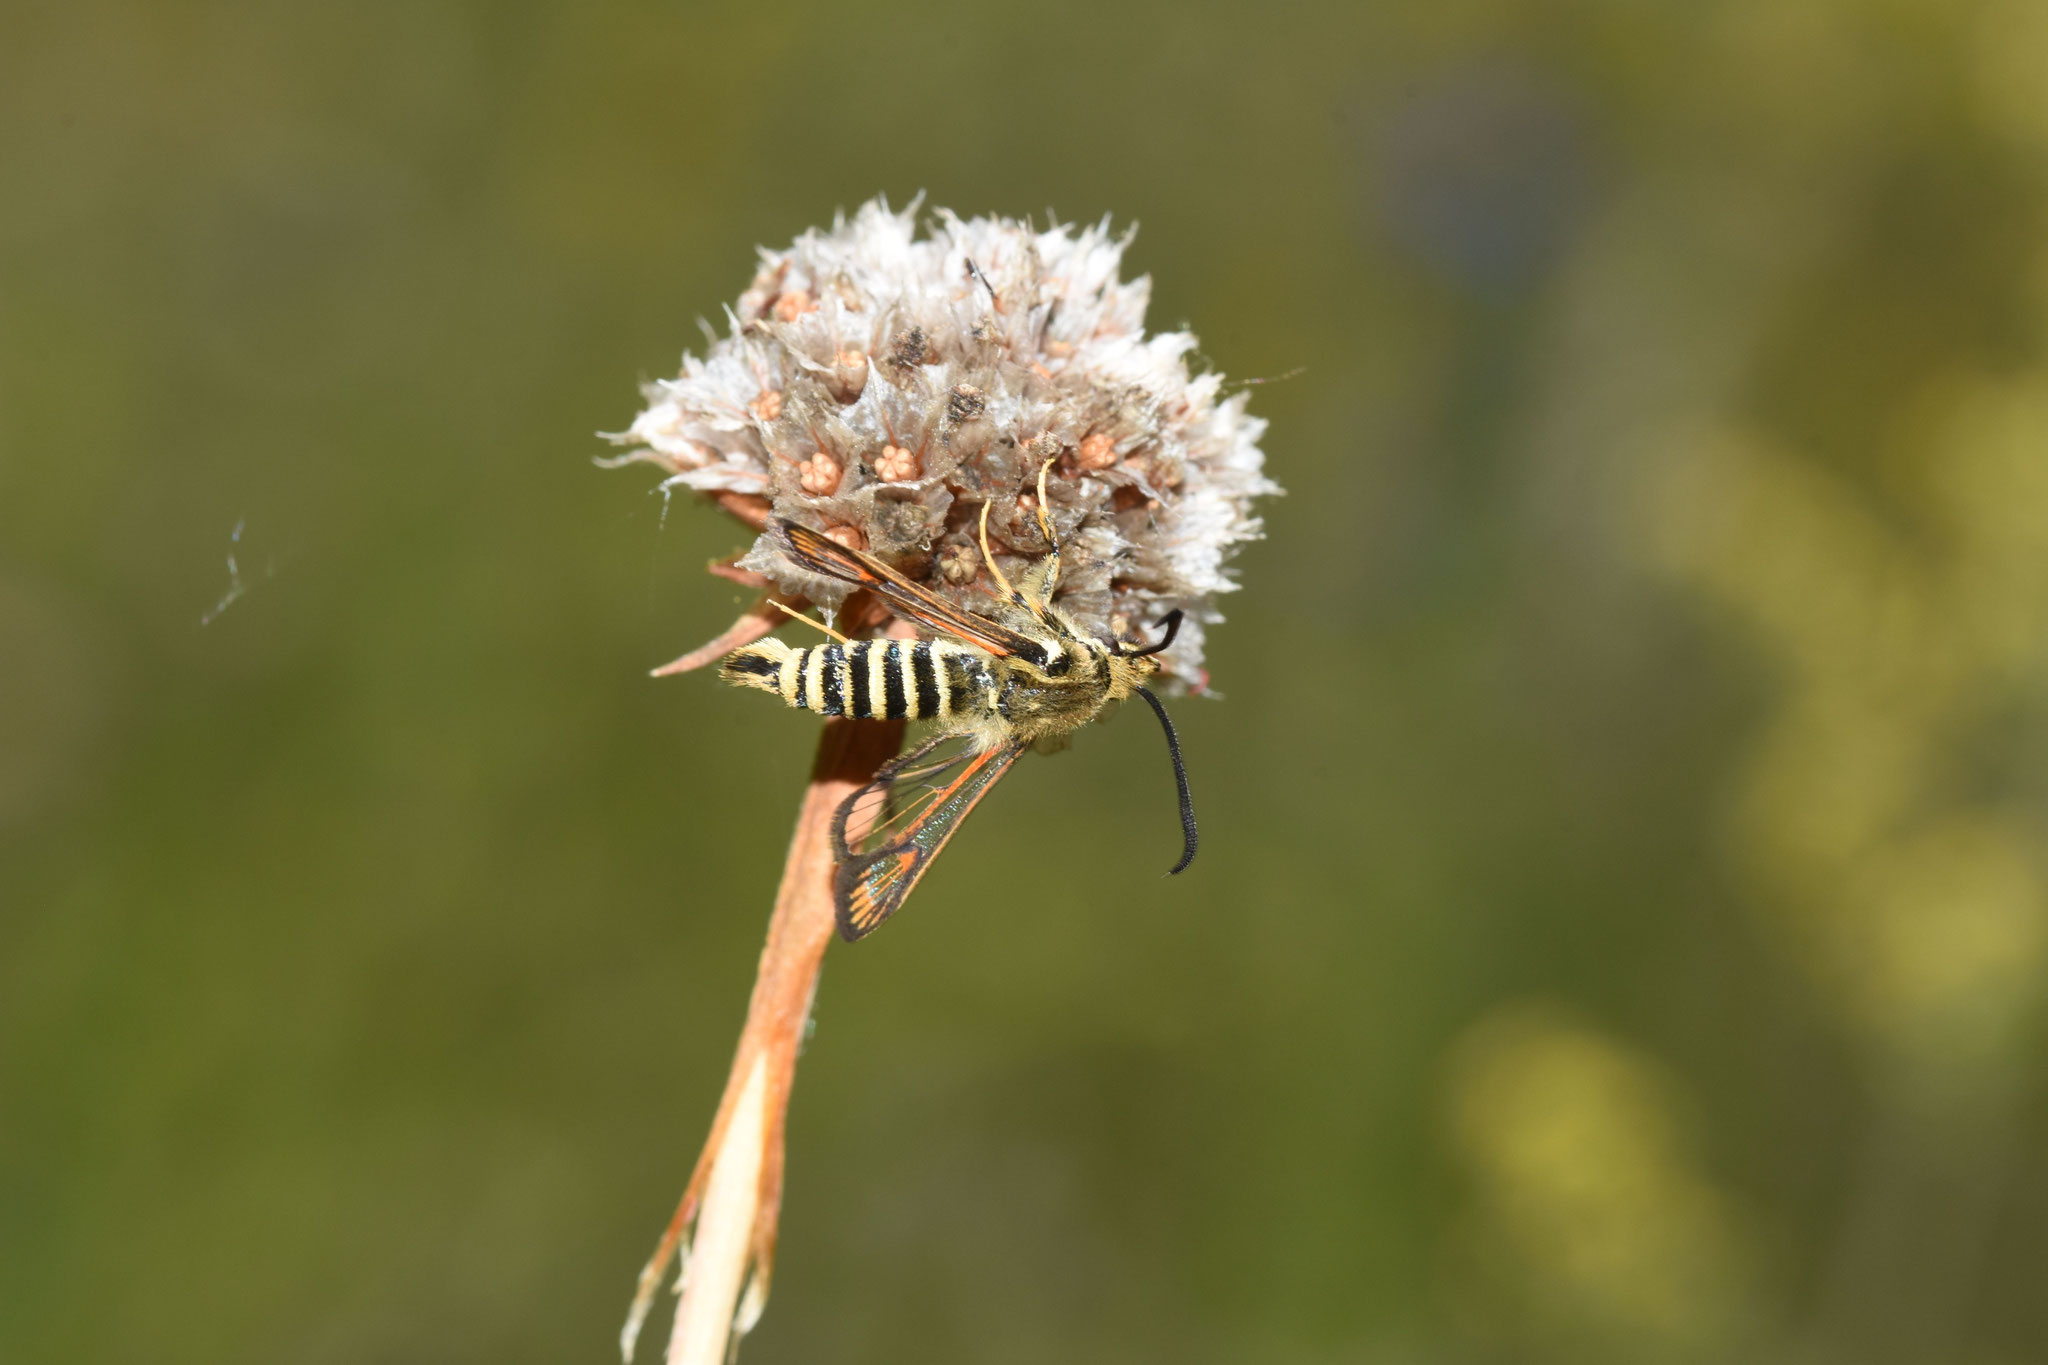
(1133, 685, 1198, 875)
(1127, 608, 1184, 659)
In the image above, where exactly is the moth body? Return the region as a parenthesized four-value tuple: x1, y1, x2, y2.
(721, 637, 998, 726)
(722, 601, 1157, 751)
(710, 465, 1197, 940)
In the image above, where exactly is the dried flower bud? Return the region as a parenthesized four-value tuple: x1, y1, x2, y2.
(874, 444, 919, 482)
(1076, 432, 1118, 471)
(945, 383, 986, 423)
(796, 452, 840, 495)
(829, 348, 868, 403)
(888, 325, 934, 369)
(771, 289, 815, 322)
(608, 198, 1280, 684)
(750, 389, 783, 423)
(937, 540, 981, 584)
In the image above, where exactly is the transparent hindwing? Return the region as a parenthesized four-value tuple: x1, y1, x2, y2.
(829, 731, 1031, 941)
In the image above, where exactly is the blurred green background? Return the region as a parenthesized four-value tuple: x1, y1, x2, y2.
(7, 1, 2048, 1361)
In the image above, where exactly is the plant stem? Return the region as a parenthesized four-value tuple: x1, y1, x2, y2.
(623, 716, 903, 1364)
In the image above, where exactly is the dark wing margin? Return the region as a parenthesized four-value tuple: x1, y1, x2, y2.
(829, 733, 1030, 941)
(772, 520, 1049, 664)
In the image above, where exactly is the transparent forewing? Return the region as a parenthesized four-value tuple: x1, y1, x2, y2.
(772, 521, 1049, 664)
(829, 733, 1030, 940)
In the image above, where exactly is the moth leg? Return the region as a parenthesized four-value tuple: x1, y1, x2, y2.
(979, 459, 1064, 621)
(766, 599, 849, 643)
(977, 498, 1024, 608)
(1029, 456, 1061, 600)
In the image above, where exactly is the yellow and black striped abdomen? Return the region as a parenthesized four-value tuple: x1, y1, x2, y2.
(721, 637, 992, 721)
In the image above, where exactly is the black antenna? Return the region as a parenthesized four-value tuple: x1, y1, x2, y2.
(1127, 608, 1184, 659)
(1133, 685, 1198, 875)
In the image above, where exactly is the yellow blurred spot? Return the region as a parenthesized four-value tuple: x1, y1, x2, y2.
(1445, 1003, 1753, 1353)
(1648, 401, 2048, 1088)
(1845, 817, 2047, 1067)
(1970, 0, 2048, 147)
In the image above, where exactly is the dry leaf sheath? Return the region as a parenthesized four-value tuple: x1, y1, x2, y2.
(606, 199, 1277, 1363)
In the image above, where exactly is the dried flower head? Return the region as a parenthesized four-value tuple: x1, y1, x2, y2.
(609, 198, 1279, 687)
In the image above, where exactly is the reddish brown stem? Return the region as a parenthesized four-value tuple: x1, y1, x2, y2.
(622, 716, 904, 1363)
